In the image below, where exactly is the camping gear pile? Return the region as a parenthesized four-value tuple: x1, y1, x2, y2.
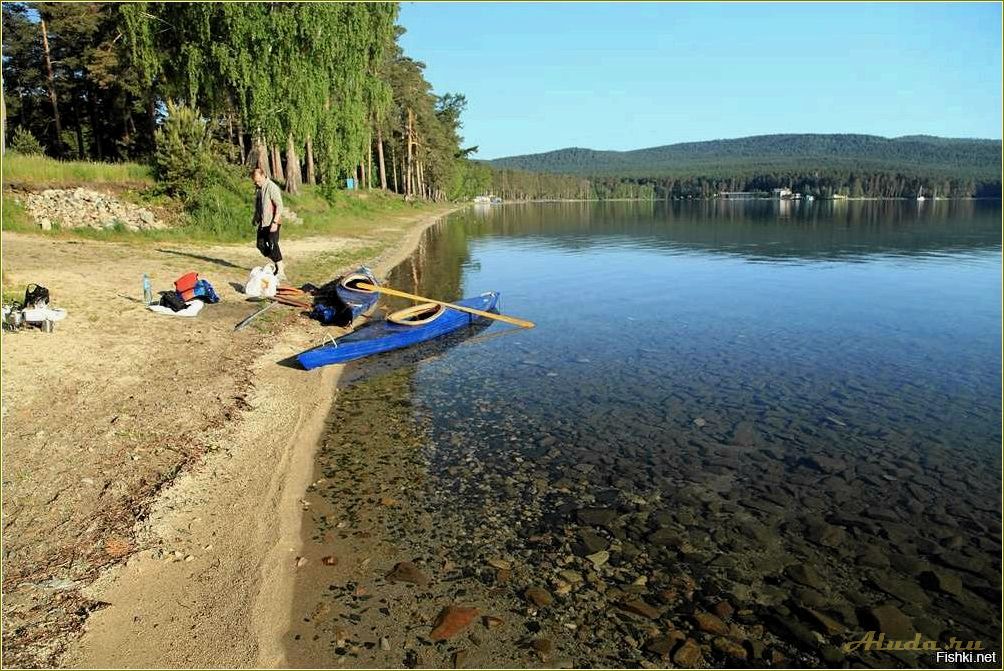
(2, 283, 68, 333)
(148, 272, 220, 318)
(243, 267, 379, 328)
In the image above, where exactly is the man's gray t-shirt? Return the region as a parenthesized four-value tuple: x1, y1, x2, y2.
(253, 179, 284, 227)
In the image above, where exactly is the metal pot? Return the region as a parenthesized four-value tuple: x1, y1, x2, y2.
(3, 307, 25, 331)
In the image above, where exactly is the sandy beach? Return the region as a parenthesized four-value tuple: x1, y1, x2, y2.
(1, 205, 459, 668)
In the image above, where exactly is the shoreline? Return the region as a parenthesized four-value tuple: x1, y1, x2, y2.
(50, 205, 461, 668)
(253, 207, 461, 667)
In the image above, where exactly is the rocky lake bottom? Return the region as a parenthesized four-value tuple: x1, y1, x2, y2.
(284, 344, 1001, 669)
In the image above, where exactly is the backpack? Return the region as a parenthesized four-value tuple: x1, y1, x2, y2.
(192, 279, 220, 304)
(310, 302, 353, 327)
(24, 284, 49, 309)
(159, 291, 188, 312)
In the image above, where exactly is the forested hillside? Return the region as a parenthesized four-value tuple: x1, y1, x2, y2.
(2, 2, 488, 202)
(490, 134, 1003, 198)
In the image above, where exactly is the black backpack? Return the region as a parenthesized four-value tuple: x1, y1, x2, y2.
(159, 291, 188, 312)
(24, 284, 49, 308)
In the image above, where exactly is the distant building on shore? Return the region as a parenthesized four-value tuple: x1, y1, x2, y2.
(718, 191, 764, 198)
(772, 187, 793, 199)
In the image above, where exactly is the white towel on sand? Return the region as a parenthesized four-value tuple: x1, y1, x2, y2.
(148, 299, 205, 317)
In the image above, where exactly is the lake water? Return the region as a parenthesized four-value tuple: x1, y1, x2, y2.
(288, 200, 1002, 669)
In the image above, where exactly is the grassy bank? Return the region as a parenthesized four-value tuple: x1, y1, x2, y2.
(2, 154, 154, 187)
(2, 155, 442, 244)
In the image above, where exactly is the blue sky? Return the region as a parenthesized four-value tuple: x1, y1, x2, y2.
(398, 2, 1003, 158)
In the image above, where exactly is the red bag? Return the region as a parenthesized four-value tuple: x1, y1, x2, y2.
(174, 272, 199, 301)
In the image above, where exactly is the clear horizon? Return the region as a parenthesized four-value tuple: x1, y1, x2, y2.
(398, 2, 1004, 159)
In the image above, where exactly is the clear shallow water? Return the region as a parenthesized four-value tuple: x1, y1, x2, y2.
(295, 200, 1002, 668)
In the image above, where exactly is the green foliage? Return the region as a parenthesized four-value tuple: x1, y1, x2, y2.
(153, 102, 225, 200)
(10, 127, 45, 155)
(182, 174, 253, 239)
(1, 194, 36, 231)
(5, 2, 470, 202)
(449, 160, 492, 200)
(492, 134, 1003, 175)
(490, 134, 1003, 198)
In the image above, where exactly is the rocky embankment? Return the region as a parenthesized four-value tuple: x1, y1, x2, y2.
(18, 188, 166, 231)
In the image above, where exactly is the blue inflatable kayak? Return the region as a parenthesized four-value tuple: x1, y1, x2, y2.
(297, 291, 500, 369)
(337, 269, 380, 316)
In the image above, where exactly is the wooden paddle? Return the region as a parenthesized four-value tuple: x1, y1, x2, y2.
(354, 282, 535, 329)
(271, 294, 312, 309)
(234, 301, 275, 331)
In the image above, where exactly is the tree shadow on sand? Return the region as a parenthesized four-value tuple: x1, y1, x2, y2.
(157, 248, 247, 270)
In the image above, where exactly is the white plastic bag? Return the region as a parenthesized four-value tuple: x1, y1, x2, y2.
(245, 266, 277, 298)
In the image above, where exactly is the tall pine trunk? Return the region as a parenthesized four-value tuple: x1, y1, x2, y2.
(389, 140, 398, 193)
(376, 128, 387, 190)
(271, 144, 285, 182)
(41, 19, 63, 154)
(147, 96, 157, 153)
(305, 135, 315, 185)
(73, 108, 84, 158)
(236, 119, 247, 163)
(405, 108, 414, 197)
(284, 133, 301, 195)
(250, 136, 271, 178)
(366, 137, 372, 189)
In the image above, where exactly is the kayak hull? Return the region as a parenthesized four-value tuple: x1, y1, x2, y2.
(297, 292, 500, 369)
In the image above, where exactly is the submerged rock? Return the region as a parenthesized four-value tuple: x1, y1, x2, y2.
(692, 611, 729, 635)
(712, 637, 747, 660)
(387, 561, 431, 586)
(430, 605, 479, 641)
(860, 604, 916, 640)
(784, 564, 826, 590)
(618, 598, 661, 620)
(525, 586, 554, 607)
(919, 569, 963, 596)
(577, 508, 619, 527)
(672, 638, 704, 667)
(576, 529, 610, 554)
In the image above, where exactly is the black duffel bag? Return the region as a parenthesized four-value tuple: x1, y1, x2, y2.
(24, 283, 49, 308)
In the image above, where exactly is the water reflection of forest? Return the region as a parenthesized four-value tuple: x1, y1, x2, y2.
(454, 200, 1001, 261)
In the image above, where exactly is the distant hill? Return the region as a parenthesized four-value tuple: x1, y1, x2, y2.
(488, 134, 1002, 179)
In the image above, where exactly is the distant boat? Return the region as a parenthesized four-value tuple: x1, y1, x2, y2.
(805, 195, 815, 202)
(917, 195, 926, 201)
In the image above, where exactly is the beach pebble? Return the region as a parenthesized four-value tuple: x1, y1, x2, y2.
(430, 605, 479, 641)
(386, 561, 430, 586)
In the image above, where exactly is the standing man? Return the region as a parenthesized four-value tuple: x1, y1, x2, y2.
(251, 166, 286, 279)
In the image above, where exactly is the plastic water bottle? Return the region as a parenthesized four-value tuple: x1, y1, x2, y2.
(142, 274, 153, 305)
